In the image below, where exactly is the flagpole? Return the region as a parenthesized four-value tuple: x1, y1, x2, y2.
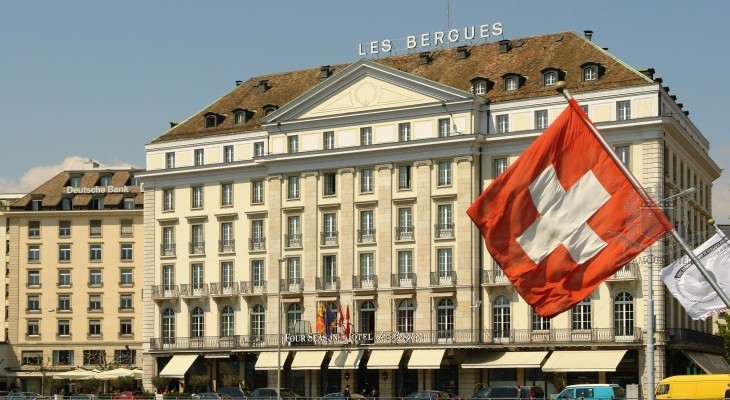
(555, 81, 730, 311)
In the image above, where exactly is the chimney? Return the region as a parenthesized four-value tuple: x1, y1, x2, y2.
(235, 80, 243, 86)
(257, 80, 268, 92)
(456, 46, 469, 59)
(84, 160, 99, 170)
(169, 122, 178, 128)
(320, 66, 332, 79)
(639, 68, 655, 79)
(584, 30, 593, 41)
(499, 40, 511, 53)
(419, 52, 432, 65)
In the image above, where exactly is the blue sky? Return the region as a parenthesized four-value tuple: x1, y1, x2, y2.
(1, 0, 729, 225)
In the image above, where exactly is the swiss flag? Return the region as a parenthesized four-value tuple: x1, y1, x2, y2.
(467, 99, 672, 318)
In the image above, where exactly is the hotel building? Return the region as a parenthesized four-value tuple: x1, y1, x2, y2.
(3, 165, 144, 393)
(140, 31, 723, 397)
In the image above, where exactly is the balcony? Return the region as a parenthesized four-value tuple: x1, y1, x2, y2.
(665, 328, 724, 348)
(353, 275, 377, 290)
(240, 280, 267, 296)
(218, 239, 235, 254)
(430, 271, 456, 286)
(607, 261, 639, 281)
(391, 273, 416, 288)
(481, 328, 644, 345)
(180, 283, 208, 299)
(482, 268, 510, 285)
(209, 282, 239, 297)
(151, 285, 179, 300)
(189, 241, 205, 255)
(280, 278, 303, 293)
(316, 277, 340, 291)
(357, 229, 376, 244)
(285, 234, 302, 248)
(249, 238, 266, 251)
(395, 226, 414, 241)
(434, 223, 455, 239)
(160, 243, 176, 257)
(320, 232, 338, 246)
(150, 334, 272, 351)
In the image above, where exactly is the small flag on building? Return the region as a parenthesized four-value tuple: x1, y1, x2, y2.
(661, 233, 730, 320)
(315, 303, 325, 334)
(325, 304, 336, 338)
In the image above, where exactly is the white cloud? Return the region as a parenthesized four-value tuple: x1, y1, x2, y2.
(0, 156, 137, 194)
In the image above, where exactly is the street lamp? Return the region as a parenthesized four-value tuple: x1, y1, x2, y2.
(277, 256, 286, 400)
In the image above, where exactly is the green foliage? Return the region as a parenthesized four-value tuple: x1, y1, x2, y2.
(221, 374, 239, 387)
(187, 375, 209, 393)
(113, 376, 136, 391)
(77, 379, 102, 394)
(50, 379, 69, 390)
(151, 376, 171, 391)
(715, 313, 730, 363)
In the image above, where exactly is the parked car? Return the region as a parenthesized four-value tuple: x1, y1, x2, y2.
(403, 390, 456, 400)
(321, 393, 367, 399)
(69, 395, 96, 400)
(113, 392, 140, 400)
(555, 384, 624, 400)
(249, 388, 303, 400)
(470, 386, 545, 400)
(216, 387, 250, 399)
(6, 392, 43, 400)
(192, 393, 232, 400)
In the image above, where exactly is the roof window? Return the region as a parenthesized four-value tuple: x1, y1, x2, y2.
(204, 112, 224, 128)
(502, 73, 525, 91)
(580, 62, 605, 82)
(540, 67, 565, 86)
(470, 77, 492, 95)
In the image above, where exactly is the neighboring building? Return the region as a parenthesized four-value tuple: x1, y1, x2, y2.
(140, 31, 722, 397)
(0, 193, 24, 387)
(4, 165, 143, 393)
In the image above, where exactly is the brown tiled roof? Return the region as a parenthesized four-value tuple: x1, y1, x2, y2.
(151, 31, 651, 144)
(10, 169, 143, 210)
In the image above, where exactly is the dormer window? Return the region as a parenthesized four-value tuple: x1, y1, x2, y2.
(471, 78, 491, 95)
(99, 176, 112, 187)
(69, 177, 81, 188)
(205, 114, 218, 128)
(502, 74, 524, 91)
(234, 110, 246, 125)
(257, 80, 268, 92)
(541, 68, 565, 86)
(580, 62, 604, 82)
(262, 104, 278, 116)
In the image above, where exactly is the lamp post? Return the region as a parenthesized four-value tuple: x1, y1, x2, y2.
(277, 257, 286, 400)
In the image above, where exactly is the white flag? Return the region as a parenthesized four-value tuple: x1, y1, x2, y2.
(661, 234, 730, 320)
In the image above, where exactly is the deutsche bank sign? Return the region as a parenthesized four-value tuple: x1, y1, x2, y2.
(358, 23, 503, 56)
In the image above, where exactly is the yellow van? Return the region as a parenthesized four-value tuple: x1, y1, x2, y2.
(655, 374, 730, 399)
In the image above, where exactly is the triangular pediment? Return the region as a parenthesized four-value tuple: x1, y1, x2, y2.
(262, 59, 473, 124)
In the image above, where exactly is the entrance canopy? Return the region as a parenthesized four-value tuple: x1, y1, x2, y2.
(159, 354, 198, 378)
(329, 350, 364, 370)
(408, 349, 445, 369)
(255, 351, 290, 370)
(461, 351, 548, 369)
(291, 351, 328, 370)
(367, 349, 404, 369)
(542, 350, 626, 372)
(684, 351, 730, 374)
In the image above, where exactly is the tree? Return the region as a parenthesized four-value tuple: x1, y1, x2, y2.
(715, 313, 730, 363)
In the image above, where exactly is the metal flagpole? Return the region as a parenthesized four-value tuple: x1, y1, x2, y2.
(555, 81, 730, 311)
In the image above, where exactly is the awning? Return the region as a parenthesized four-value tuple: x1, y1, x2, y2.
(684, 351, 730, 374)
(367, 349, 404, 369)
(255, 351, 290, 370)
(329, 350, 364, 369)
(408, 349, 445, 369)
(159, 354, 198, 378)
(290, 351, 328, 370)
(462, 351, 548, 369)
(542, 350, 626, 372)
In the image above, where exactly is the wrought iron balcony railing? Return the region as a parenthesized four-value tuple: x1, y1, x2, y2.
(395, 226, 414, 241)
(285, 234, 302, 248)
(607, 261, 639, 281)
(391, 272, 416, 288)
(430, 271, 457, 286)
(665, 328, 724, 348)
(160, 243, 176, 257)
(320, 232, 338, 246)
(209, 282, 239, 297)
(353, 275, 378, 289)
(218, 239, 235, 253)
(280, 278, 303, 293)
(249, 238, 266, 251)
(357, 229, 376, 244)
(316, 277, 340, 290)
(189, 241, 205, 255)
(240, 280, 267, 295)
(151, 285, 179, 300)
(434, 223, 455, 239)
(180, 283, 208, 298)
(481, 268, 510, 285)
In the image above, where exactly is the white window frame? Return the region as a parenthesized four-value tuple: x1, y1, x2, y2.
(438, 161, 452, 186)
(496, 115, 509, 133)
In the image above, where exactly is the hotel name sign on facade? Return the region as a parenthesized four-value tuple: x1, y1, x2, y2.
(358, 22, 503, 56)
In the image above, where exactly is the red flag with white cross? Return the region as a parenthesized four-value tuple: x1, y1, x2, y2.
(467, 99, 672, 318)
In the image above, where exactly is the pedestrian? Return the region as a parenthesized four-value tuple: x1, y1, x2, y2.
(343, 385, 351, 399)
(361, 387, 368, 396)
(370, 387, 377, 399)
(516, 385, 524, 399)
(724, 383, 730, 399)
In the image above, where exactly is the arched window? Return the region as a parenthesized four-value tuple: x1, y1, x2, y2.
(287, 303, 303, 334)
(583, 65, 598, 81)
(543, 71, 558, 86)
(205, 115, 217, 128)
(493, 296, 511, 338)
(614, 291, 634, 336)
(190, 306, 205, 338)
(572, 298, 591, 330)
(397, 299, 414, 333)
(436, 298, 455, 339)
(251, 304, 266, 339)
(234, 111, 246, 125)
(220, 305, 234, 337)
(504, 76, 519, 91)
(162, 308, 175, 343)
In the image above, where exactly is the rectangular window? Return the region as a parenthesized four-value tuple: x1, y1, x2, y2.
(251, 260, 265, 288)
(438, 118, 451, 137)
(191, 186, 204, 209)
(89, 269, 102, 287)
(163, 189, 174, 211)
(27, 295, 40, 312)
(194, 149, 204, 166)
(191, 263, 204, 290)
(28, 245, 40, 262)
(91, 197, 104, 210)
(28, 270, 40, 287)
(323, 131, 335, 150)
(220, 222, 234, 252)
(286, 216, 301, 248)
(30, 199, 41, 211)
(323, 173, 336, 196)
(438, 161, 452, 186)
(535, 110, 548, 130)
(398, 165, 411, 190)
(323, 213, 337, 237)
(89, 244, 102, 261)
(190, 224, 204, 254)
(121, 243, 133, 261)
(162, 226, 175, 255)
(27, 320, 39, 337)
(287, 257, 301, 284)
(399, 123, 411, 141)
(617, 100, 631, 121)
(496, 115, 509, 133)
(58, 269, 71, 287)
(58, 294, 71, 311)
(22, 351, 43, 366)
(162, 265, 175, 290)
(397, 207, 414, 241)
(119, 319, 133, 336)
(251, 180, 264, 204)
(221, 183, 233, 206)
(359, 253, 374, 280)
(287, 175, 300, 200)
(90, 220, 102, 237)
(114, 349, 136, 365)
(398, 251, 413, 275)
(123, 198, 135, 210)
(57, 321, 71, 337)
(28, 221, 40, 238)
(288, 135, 299, 153)
(532, 310, 551, 330)
(437, 248, 453, 277)
(494, 157, 508, 177)
(165, 152, 175, 169)
(120, 294, 133, 311)
(53, 350, 74, 365)
(58, 244, 71, 262)
(323, 255, 337, 285)
(89, 294, 102, 311)
(83, 350, 105, 366)
(360, 127, 372, 146)
(121, 219, 133, 237)
(120, 268, 133, 286)
(360, 168, 373, 193)
(223, 145, 234, 163)
(88, 320, 101, 336)
(59, 220, 71, 237)
(221, 261, 234, 287)
(253, 142, 265, 157)
(615, 145, 630, 167)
